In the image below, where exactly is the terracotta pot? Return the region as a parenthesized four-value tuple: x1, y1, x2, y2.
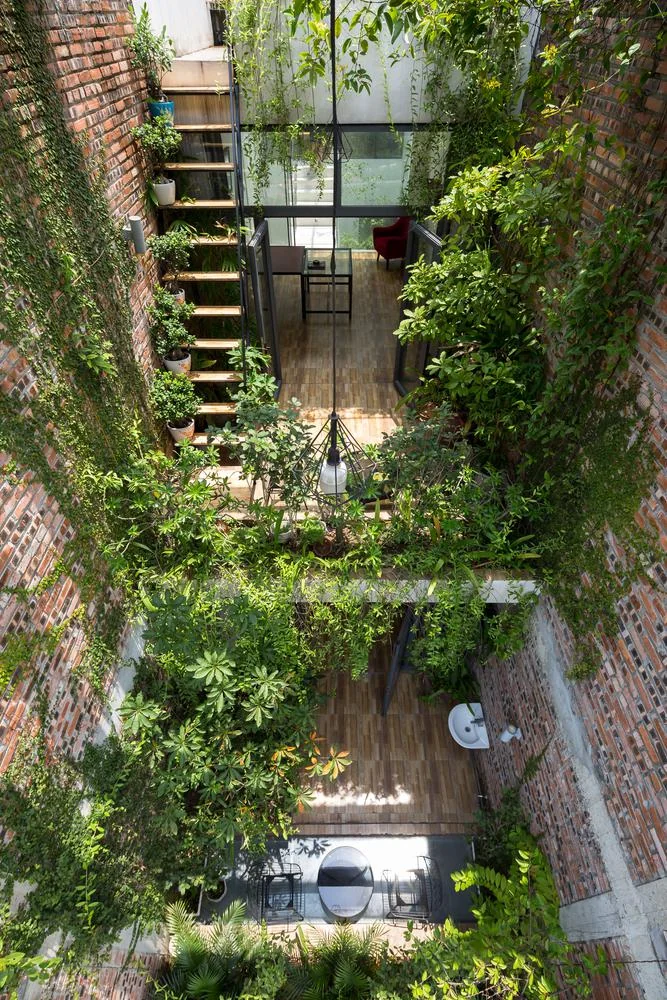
(167, 418, 195, 443)
(153, 178, 176, 207)
(170, 287, 186, 304)
(163, 352, 191, 373)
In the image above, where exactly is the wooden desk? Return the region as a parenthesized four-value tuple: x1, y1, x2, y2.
(270, 245, 307, 319)
(270, 245, 306, 274)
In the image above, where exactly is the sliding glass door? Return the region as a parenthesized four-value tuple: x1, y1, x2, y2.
(247, 220, 281, 386)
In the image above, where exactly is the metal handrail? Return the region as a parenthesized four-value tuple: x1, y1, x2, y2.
(226, 51, 248, 387)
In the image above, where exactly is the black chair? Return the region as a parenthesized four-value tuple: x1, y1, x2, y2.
(248, 861, 304, 924)
(383, 856, 441, 922)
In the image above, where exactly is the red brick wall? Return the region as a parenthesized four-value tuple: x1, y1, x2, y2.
(0, 0, 157, 776)
(47, 948, 164, 999)
(475, 16, 666, 1000)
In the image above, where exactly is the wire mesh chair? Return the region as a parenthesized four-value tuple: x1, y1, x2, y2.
(247, 860, 304, 924)
(382, 856, 442, 922)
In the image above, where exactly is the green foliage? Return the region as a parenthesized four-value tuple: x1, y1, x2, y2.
(424, 835, 605, 998)
(397, 55, 663, 669)
(0, 906, 58, 999)
(375, 406, 543, 572)
(472, 786, 529, 873)
(149, 371, 200, 426)
(220, 0, 329, 209)
(152, 837, 601, 1000)
(148, 228, 193, 279)
(132, 113, 182, 179)
(128, 2, 175, 100)
(0, 730, 164, 971)
(149, 286, 196, 359)
(154, 900, 283, 999)
(0, 0, 155, 696)
(285, 923, 386, 999)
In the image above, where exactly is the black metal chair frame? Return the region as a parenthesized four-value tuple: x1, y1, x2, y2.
(383, 855, 442, 923)
(247, 860, 304, 924)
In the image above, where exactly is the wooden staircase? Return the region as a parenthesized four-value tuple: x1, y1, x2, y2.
(156, 63, 248, 454)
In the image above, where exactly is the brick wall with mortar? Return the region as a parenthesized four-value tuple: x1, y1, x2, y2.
(1, 3, 160, 994)
(474, 17, 667, 1000)
(0, 0, 158, 775)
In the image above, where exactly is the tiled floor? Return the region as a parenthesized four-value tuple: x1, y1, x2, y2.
(275, 252, 403, 445)
(295, 634, 480, 836)
(202, 834, 475, 930)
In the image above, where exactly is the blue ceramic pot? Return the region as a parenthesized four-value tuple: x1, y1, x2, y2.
(147, 99, 175, 123)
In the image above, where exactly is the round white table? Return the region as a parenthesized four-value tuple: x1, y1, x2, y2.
(317, 846, 374, 919)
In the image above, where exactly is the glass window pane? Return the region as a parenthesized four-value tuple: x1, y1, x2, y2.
(241, 131, 333, 208)
(341, 130, 411, 206)
(336, 216, 397, 250)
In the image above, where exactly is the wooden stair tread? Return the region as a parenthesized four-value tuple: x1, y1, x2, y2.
(192, 305, 242, 317)
(163, 199, 236, 209)
(191, 236, 238, 246)
(193, 434, 228, 446)
(163, 271, 240, 282)
(163, 86, 231, 94)
(192, 339, 241, 350)
(164, 162, 234, 171)
(196, 402, 237, 415)
(188, 370, 241, 383)
(175, 123, 232, 132)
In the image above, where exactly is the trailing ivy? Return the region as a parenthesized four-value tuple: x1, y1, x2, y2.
(0, 1, 156, 687)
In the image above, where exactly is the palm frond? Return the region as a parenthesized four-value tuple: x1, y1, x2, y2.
(219, 897, 247, 927)
(333, 955, 372, 998)
(186, 963, 224, 999)
(166, 899, 199, 937)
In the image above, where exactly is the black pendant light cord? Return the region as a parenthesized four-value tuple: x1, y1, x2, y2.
(329, 0, 338, 451)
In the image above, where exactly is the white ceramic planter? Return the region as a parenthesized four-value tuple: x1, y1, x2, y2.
(167, 418, 195, 443)
(170, 288, 186, 304)
(153, 179, 176, 207)
(163, 352, 191, 373)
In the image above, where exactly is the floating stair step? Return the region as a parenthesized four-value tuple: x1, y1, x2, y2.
(188, 371, 242, 384)
(163, 199, 236, 210)
(164, 271, 240, 282)
(175, 123, 232, 132)
(191, 236, 238, 246)
(164, 162, 234, 172)
(193, 434, 231, 446)
(196, 402, 237, 415)
(192, 305, 242, 317)
(163, 86, 231, 95)
(192, 339, 241, 350)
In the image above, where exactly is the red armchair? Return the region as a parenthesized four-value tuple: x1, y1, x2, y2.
(373, 216, 411, 269)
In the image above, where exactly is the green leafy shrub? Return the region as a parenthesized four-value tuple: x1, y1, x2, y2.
(132, 113, 182, 181)
(147, 229, 192, 280)
(149, 371, 199, 426)
(128, 2, 175, 100)
(148, 286, 196, 360)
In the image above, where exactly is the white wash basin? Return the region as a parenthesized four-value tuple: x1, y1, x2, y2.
(448, 702, 490, 749)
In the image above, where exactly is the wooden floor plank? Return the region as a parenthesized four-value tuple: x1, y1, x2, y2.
(276, 254, 403, 445)
(295, 634, 480, 836)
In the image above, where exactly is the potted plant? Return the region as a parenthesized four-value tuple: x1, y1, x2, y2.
(149, 370, 200, 442)
(146, 229, 192, 299)
(148, 286, 196, 372)
(129, 3, 176, 120)
(132, 114, 182, 207)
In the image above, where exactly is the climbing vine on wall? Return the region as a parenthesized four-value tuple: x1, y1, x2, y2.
(0, 0, 155, 692)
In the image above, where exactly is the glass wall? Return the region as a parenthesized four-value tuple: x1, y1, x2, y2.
(240, 127, 427, 219)
(241, 131, 333, 208)
(265, 216, 397, 250)
(340, 130, 411, 207)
